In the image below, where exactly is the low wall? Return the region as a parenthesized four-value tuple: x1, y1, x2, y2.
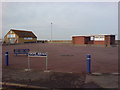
(48, 40, 72, 43)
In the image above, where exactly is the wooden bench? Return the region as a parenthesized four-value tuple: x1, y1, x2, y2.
(14, 49, 30, 56)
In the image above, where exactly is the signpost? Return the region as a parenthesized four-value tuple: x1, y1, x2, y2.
(27, 52, 48, 71)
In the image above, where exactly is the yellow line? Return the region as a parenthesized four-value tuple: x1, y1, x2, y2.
(0, 82, 47, 89)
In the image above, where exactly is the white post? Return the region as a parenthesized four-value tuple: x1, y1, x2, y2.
(28, 56, 31, 71)
(46, 52, 48, 71)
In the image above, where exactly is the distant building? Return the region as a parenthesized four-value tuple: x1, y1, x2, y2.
(4, 29, 37, 44)
(72, 34, 115, 46)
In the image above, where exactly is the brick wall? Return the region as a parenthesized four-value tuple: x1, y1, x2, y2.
(72, 36, 85, 44)
(72, 35, 115, 45)
(94, 41, 105, 45)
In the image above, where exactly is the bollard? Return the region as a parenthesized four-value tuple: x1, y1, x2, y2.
(86, 54, 91, 74)
(5, 52, 9, 66)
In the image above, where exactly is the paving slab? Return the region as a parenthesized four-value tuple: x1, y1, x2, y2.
(84, 74, 119, 88)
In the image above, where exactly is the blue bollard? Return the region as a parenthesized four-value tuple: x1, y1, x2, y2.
(86, 54, 91, 74)
(5, 52, 9, 66)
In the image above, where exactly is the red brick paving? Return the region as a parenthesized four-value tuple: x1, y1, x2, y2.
(2, 43, 118, 73)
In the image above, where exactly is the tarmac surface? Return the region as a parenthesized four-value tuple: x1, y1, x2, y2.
(1, 43, 119, 89)
(2, 67, 119, 89)
(2, 67, 86, 88)
(2, 43, 118, 73)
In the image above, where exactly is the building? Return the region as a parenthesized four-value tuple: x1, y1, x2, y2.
(4, 29, 37, 44)
(72, 34, 115, 46)
(72, 35, 91, 45)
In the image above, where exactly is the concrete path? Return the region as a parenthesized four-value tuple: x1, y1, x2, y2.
(84, 73, 119, 88)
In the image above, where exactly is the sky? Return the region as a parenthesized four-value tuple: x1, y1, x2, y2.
(1, 2, 118, 40)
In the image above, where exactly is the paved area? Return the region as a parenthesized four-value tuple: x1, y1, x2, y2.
(2, 67, 119, 89)
(2, 43, 118, 73)
(1, 43, 119, 89)
(84, 73, 119, 88)
(2, 67, 86, 88)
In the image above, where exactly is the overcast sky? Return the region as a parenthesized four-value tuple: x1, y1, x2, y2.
(2, 2, 118, 40)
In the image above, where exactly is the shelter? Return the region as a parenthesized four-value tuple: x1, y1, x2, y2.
(72, 34, 115, 45)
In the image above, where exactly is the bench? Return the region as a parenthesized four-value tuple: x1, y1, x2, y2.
(14, 49, 30, 56)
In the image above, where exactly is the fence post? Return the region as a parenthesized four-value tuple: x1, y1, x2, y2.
(5, 52, 9, 66)
(86, 54, 91, 74)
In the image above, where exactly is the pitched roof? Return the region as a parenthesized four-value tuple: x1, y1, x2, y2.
(10, 29, 37, 38)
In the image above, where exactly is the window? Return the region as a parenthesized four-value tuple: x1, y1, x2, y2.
(7, 34, 15, 38)
(24, 37, 33, 40)
(90, 37, 94, 40)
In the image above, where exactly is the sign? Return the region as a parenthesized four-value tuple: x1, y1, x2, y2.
(27, 52, 48, 71)
(94, 35, 104, 41)
(14, 49, 30, 56)
(28, 52, 47, 57)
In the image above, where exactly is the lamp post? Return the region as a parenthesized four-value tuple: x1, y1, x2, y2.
(51, 22, 53, 42)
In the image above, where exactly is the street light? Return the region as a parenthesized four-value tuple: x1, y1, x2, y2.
(51, 22, 53, 42)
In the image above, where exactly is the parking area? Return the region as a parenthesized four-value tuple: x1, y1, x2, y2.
(2, 43, 118, 73)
